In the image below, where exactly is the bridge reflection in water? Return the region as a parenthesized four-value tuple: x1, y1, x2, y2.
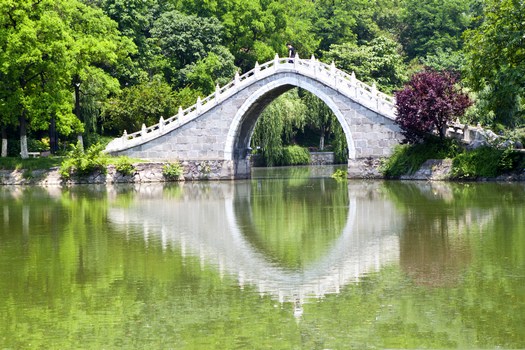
(107, 181, 403, 307)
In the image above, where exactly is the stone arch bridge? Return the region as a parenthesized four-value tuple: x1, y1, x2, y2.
(105, 55, 404, 179)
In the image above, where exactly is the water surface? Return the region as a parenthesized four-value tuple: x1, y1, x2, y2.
(1, 167, 524, 349)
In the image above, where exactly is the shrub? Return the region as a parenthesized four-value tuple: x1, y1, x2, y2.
(451, 147, 524, 179)
(114, 156, 135, 176)
(380, 137, 459, 178)
(331, 169, 348, 180)
(60, 143, 108, 179)
(278, 145, 310, 166)
(162, 161, 183, 180)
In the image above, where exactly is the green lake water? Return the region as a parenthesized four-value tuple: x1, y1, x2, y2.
(1, 166, 524, 349)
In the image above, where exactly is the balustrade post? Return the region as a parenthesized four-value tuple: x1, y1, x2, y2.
(371, 83, 378, 109)
(350, 72, 357, 97)
(274, 53, 279, 71)
(178, 106, 183, 119)
(196, 96, 202, 114)
(234, 71, 240, 85)
(122, 130, 128, 140)
(141, 123, 147, 136)
(159, 116, 164, 131)
(310, 55, 317, 77)
(330, 61, 336, 87)
(463, 125, 470, 142)
(293, 53, 300, 69)
(254, 61, 260, 78)
(215, 84, 221, 103)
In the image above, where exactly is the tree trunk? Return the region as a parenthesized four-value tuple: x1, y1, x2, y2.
(49, 116, 58, 154)
(77, 134, 84, 151)
(20, 114, 28, 159)
(319, 126, 325, 151)
(74, 82, 84, 150)
(1, 128, 7, 157)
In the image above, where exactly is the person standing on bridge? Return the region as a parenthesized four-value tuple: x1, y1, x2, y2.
(287, 42, 296, 63)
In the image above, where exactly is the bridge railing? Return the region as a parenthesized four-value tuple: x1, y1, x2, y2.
(105, 54, 397, 152)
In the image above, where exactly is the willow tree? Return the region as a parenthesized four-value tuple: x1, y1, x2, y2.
(251, 90, 307, 166)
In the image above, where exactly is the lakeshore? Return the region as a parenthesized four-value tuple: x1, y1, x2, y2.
(1, 160, 524, 186)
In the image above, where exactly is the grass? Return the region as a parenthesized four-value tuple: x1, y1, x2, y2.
(0, 157, 63, 171)
(380, 136, 525, 180)
(0, 155, 146, 172)
(380, 137, 460, 178)
(451, 146, 525, 179)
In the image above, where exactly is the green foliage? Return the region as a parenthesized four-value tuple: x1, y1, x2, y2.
(113, 156, 135, 176)
(0, 0, 134, 157)
(451, 147, 524, 180)
(380, 138, 460, 178)
(102, 78, 178, 134)
(162, 161, 183, 180)
(0, 157, 62, 171)
(4, 0, 519, 159)
(324, 36, 407, 93)
(279, 145, 311, 166)
(59, 143, 109, 179)
(382, 136, 525, 180)
(464, 0, 525, 128)
(331, 168, 348, 181)
(400, 0, 472, 60)
(331, 122, 348, 164)
(177, 47, 236, 95)
(251, 90, 307, 166)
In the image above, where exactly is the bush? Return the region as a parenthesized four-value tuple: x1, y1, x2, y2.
(451, 146, 524, 179)
(60, 143, 108, 179)
(278, 145, 311, 166)
(331, 168, 348, 180)
(162, 161, 183, 180)
(113, 156, 135, 176)
(380, 137, 459, 178)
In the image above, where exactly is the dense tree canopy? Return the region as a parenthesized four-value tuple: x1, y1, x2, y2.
(0, 0, 522, 158)
(464, 0, 525, 128)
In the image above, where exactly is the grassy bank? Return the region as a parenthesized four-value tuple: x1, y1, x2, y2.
(0, 157, 63, 171)
(381, 138, 525, 180)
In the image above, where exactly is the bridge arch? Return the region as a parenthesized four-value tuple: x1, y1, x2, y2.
(225, 75, 357, 163)
(105, 56, 404, 179)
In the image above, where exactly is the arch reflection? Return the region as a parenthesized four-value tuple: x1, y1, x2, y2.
(107, 180, 402, 303)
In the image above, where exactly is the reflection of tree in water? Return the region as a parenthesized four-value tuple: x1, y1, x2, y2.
(234, 177, 349, 270)
(384, 182, 497, 287)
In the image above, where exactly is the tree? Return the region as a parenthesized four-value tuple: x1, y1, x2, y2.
(463, 0, 525, 128)
(251, 90, 306, 166)
(0, 0, 76, 158)
(102, 78, 178, 134)
(302, 90, 337, 151)
(67, 1, 135, 149)
(395, 70, 472, 143)
(90, 0, 170, 84)
(0, 0, 133, 157)
(177, 0, 289, 71)
(399, 0, 472, 60)
(177, 47, 237, 96)
(150, 10, 230, 86)
(324, 36, 407, 93)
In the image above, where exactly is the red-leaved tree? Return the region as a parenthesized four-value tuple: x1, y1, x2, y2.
(395, 70, 472, 143)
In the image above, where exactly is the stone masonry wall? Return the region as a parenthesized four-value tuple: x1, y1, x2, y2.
(309, 152, 335, 165)
(0, 160, 236, 186)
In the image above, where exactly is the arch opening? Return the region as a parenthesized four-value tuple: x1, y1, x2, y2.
(226, 76, 357, 176)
